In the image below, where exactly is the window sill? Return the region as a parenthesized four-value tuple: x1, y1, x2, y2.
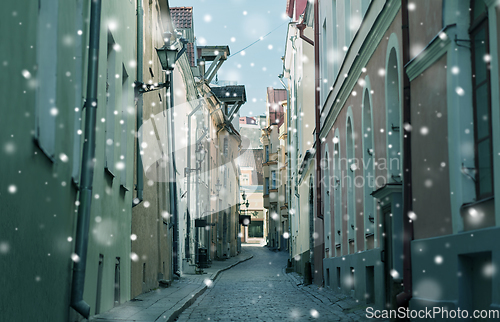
(105, 167, 116, 179)
(33, 137, 56, 163)
(120, 184, 129, 192)
(460, 196, 495, 231)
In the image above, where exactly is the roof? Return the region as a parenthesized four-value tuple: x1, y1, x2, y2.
(239, 148, 264, 185)
(266, 87, 286, 127)
(211, 85, 247, 104)
(170, 7, 193, 29)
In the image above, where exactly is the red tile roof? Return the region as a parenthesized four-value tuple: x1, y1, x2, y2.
(266, 87, 286, 127)
(170, 7, 193, 29)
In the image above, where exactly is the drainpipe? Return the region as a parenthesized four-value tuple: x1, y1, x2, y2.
(168, 72, 179, 275)
(134, 0, 144, 206)
(313, 0, 324, 286)
(186, 101, 203, 264)
(279, 71, 290, 257)
(397, 0, 414, 308)
(70, 0, 102, 318)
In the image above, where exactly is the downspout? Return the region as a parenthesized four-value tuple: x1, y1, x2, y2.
(313, 0, 322, 220)
(168, 72, 180, 275)
(70, 0, 102, 318)
(313, 0, 324, 286)
(397, 0, 414, 308)
(297, 23, 314, 46)
(278, 73, 290, 257)
(186, 101, 204, 263)
(134, 0, 144, 206)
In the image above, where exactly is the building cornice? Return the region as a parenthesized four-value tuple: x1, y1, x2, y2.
(320, 0, 401, 139)
(405, 24, 455, 82)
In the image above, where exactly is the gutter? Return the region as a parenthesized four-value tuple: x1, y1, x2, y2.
(397, 0, 414, 308)
(296, 23, 314, 46)
(70, 0, 102, 318)
(133, 0, 144, 206)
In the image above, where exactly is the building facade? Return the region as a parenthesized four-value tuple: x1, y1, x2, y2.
(283, 0, 500, 316)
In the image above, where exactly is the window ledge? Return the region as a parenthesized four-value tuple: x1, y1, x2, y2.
(460, 196, 495, 231)
(120, 184, 129, 192)
(105, 167, 116, 178)
(33, 137, 55, 163)
(71, 177, 80, 191)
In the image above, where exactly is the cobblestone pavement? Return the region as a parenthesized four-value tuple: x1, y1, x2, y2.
(176, 246, 385, 322)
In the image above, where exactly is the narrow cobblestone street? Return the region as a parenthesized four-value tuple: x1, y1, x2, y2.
(176, 246, 378, 322)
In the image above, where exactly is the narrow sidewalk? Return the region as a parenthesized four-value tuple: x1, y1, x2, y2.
(285, 270, 389, 322)
(89, 249, 253, 322)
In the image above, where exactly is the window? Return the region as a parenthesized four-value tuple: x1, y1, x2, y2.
(35, 0, 59, 158)
(241, 173, 250, 186)
(346, 116, 356, 253)
(470, 0, 494, 199)
(265, 145, 269, 162)
(271, 171, 277, 189)
(223, 137, 229, 157)
(265, 177, 269, 195)
(120, 65, 129, 187)
(321, 19, 328, 104)
(334, 139, 342, 248)
(344, 0, 351, 48)
(105, 33, 117, 174)
(363, 88, 375, 235)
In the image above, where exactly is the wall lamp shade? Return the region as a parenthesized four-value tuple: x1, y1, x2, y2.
(195, 145, 206, 163)
(156, 45, 177, 71)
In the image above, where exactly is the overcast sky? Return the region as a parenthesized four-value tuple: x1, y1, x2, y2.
(169, 0, 290, 116)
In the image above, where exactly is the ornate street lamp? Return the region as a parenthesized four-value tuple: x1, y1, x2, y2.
(156, 44, 178, 71)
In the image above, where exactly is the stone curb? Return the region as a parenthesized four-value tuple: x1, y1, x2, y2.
(163, 254, 254, 322)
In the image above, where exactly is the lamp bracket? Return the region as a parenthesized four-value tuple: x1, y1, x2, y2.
(135, 81, 170, 94)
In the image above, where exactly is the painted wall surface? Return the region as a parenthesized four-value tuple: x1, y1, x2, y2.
(411, 56, 452, 240)
(131, 0, 173, 299)
(408, 0, 443, 59)
(1, 1, 81, 319)
(81, 0, 137, 316)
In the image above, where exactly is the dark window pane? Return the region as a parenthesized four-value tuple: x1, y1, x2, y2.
(473, 27, 487, 85)
(477, 138, 493, 197)
(475, 83, 490, 140)
(473, 0, 487, 21)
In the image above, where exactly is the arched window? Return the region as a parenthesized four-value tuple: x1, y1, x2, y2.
(362, 82, 375, 240)
(323, 148, 332, 258)
(346, 115, 356, 253)
(385, 42, 402, 183)
(333, 131, 342, 256)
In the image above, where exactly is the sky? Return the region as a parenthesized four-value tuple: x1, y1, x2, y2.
(169, 0, 290, 117)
